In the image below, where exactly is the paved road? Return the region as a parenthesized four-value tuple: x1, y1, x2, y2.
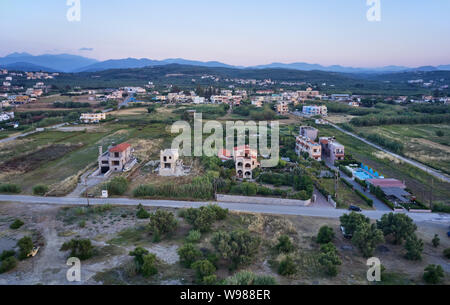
(1, 195, 449, 225)
(119, 94, 135, 109)
(327, 122, 450, 183)
(0, 123, 68, 144)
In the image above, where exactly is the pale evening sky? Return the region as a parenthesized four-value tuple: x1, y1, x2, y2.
(0, 0, 449, 67)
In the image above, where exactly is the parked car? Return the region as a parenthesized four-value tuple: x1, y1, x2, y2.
(349, 205, 362, 212)
(340, 226, 352, 239)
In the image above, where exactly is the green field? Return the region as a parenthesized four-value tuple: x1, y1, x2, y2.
(0, 107, 178, 194)
(315, 124, 450, 205)
(357, 124, 450, 174)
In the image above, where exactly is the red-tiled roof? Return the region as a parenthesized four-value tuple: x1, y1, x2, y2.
(366, 178, 406, 189)
(109, 143, 131, 153)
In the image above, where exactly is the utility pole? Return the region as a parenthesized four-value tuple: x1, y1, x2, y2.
(334, 169, 339, 200)
(429, 177, 434, 210)
(85, 179, 90, 208)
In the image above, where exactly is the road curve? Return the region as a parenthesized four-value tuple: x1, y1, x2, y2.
(328, 122, 450, 183)
(1, 195, 449, 225)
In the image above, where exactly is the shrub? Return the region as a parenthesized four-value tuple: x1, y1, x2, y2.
(444, 248, 450, 259)
(60, 239, 94, 260)
(183, 206, 216, 232)
(0, 183, 21, 194)
(352, 222, 384, 258)
(129, 247, 157, 276)
(10, 219, 24, 230)
(0, 256, 18, 274)
(288, 190, 310, 200)
(377, 213, 417, 245)
(207, 204, 228, 220)
(17, 236, 33, 260)
(191, 260, 216, 284)
(32, 184, 49, 196)
(404, 234, 424, 261)
(177, 243, 202, 268)
(186, 230, 202, 243)
(275, 235, 295, 253)
(318, 243, 342, 277)
(224, 271, 277, 285)
(316, 226, 335, 244)
(340, 212, 370, 236)
(278, 256, 296, 276)
(136, 207, 150, 219)
(106, 177, 128, 195)
(423, 265, 444, 284)
(0, 250, 15, 261)
(141, 253, 158, 277)
(432, 203, 450, 213)
(148, 210, 178, 241)
(211, 230, 260, 269)
(432, 234, 440, 248)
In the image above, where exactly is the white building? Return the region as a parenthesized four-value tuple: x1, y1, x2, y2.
(80, 113, 106, 123)
(0, 112, 14, 122)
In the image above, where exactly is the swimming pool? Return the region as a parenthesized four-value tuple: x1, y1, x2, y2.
(354, 169, 375, 180)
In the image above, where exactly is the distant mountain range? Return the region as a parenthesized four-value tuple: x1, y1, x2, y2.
(0, 52, 449, 74)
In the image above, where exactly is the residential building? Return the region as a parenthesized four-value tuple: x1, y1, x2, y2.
(234, 145, 260, 179)
(159, 149, 183, 176)
(210, 95, 242, 106)
(297, 88, 320, 98)
(295, 136, 322, 160)
(331, 94, 351, 100)
(320, 137, 345, 163)
(299, 126, 318, 140)
(302, 105, 327, 116)
(0, 112, 14, 122)
(251, 96, 264, 107)
(276, 101, 289, 115)
(80, 113, 106, 123)
(97, 143, 136, 176)
(192, 96, 206, 104)
(218, 145, 260, 179)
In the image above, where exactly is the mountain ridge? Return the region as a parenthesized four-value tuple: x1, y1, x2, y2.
(0, 53, 449, 74)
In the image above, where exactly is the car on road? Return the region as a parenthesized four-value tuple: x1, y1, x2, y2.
(349, 205, 362, 212)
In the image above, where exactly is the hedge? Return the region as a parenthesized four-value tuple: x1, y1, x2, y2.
(354, 189, 373, 207)
(0, 184, 21, 194)
(354, 177, 367, 188)
(339, 166, 353, 178)
(340, 178, 353, 189)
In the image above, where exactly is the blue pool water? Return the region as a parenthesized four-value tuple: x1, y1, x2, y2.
(354, 170, 374, 180)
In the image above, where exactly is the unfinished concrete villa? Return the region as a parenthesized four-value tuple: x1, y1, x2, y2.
(159, 148, 187, 176)
(94, 142, 137, 176)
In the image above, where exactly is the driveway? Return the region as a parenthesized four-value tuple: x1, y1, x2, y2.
(325, 159, 391, 211)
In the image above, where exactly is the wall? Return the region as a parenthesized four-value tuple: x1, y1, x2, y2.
(216, 194, 311, 206)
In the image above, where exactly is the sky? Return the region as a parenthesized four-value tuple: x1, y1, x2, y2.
(0, 0, 449, 67)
